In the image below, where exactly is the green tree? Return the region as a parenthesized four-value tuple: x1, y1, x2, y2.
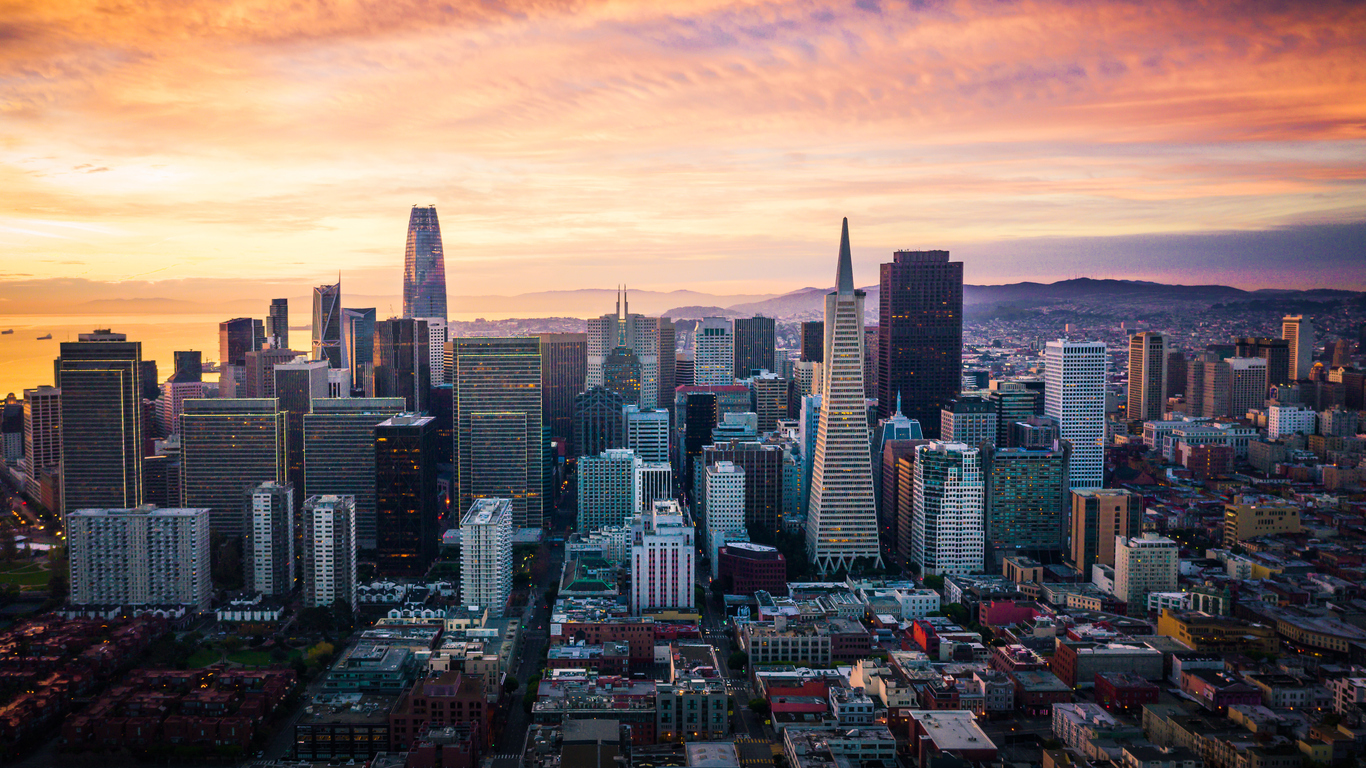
(297, 606, 333, 633)
(921, 573, 945, 590)
(222, 635, 245, 652)
(748, 698, 770, 716)
(332, 599, 354, 632)
(502, 676, 520, 695)
(728, 651, 748, 671)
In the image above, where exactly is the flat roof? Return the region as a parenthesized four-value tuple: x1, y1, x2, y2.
(686, 742, 740, 768)
(911, 710, 995, 750)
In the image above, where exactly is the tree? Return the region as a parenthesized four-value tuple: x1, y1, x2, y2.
(332, 599, 354, 632)
(222, 636, 245, 653)
(297, 606, 333, 633)
(728, 651, 748, 671)
(921, 574, 945, 590)
(748, 698, 770, 716)
(502, 676, 520, 695)
(711, 579, 726, 598)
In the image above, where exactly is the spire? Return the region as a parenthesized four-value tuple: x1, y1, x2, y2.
(836, 217, 854, 295)
(896, 390, 902, 417)
(623, 284, 628, 317)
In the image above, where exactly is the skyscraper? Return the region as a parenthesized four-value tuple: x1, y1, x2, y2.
(981, 443, 1069, 560)
(695, 317, 735, 386)
(374, 317, 431, 413)
(67, 506, 211, 610)
(538, 333, 588, 451)
(303, 494, 357, 608)
(702, 441, 784, 537)
(733, 316, 776, 378)
(629, 500, 695, 615)
(312, 280, 344, 370)
(940, 397, 997, 447)
(21, 386, 60, 503)
(805, 219, 882, 572)
(1114, 533, 1178, 617)
(1202, 357, 1267, 418)
(58, 330, 143, 513)
(800, 321, 824, 363)
(452, 337, 545, 529)
(275, 358, 330, 522)
(603, 346, 643, 406)
(578, 448, 641, 532)
(219, 317, 264, 368)
(911, 442, 985, 576)
(342, 307, 377, 397)
(461, 498, 513, 617)
(244, 348, 304, 399)
(586, 289, 660, 407)
(181, 399, 286, 536)
(574, 386, 627, 458)
(877, 249, 963, 436)
(1127, 332, 1168, 422)
(304, 398, 407, 550)
(656, 318, 676, 405)
(422, 317, 448, 386)
(246, 481, 295, 596)
(624, 405, 670, 464)
(376, 414, 439, 575)
(1068, 489, 1141, 574)
(987, 381, 1040, 447)
(267, 298, 289, 349)
(744, 370, 788, 434)
(1044, 340, 1107, 490)
(704, 461, 746, 577)
(403, 205, 448, 320)
(1235, 337, 1290, 391)
(174, 350, 203, 383)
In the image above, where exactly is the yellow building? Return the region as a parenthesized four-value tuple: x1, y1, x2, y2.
(1156, 609, 1279, 655)
(1223, 503, 1300, 547)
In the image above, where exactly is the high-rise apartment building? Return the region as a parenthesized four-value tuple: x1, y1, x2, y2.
(403, 205, 448, 320)
(603, 346, 643, 406)
(578, 448, 640, 532)
(67, 506, 211, 610)
(374, 317, 431, 412)
(733, 316, 776, 378)
(1127, 332, 1168, 422)
(704, 461, 746, 576)
(574, 386, 626, 458)
(1068, 489, 1142, 575)
(981, 444, 1069, 559)
(629, 500, 695, 615)
(806, 220, 883, 572)
(701, 441, 784, 537)
(304, 398, 407, 550)
(302, 494, 357, 609)
(877, 249, 963, 435)
(656, 318, 676, 405)
(941, 397, 997, 447)
(181, 399, 286, 536)
(1114, 533, 1178, 617)
(58, 331, 143, 513)
(375, 414, 439, 575)
(1202, 357, 1267, 418)
(460, 498, 513, 617)
(342, 307, 377, 397)
(267, 299, 289, 349)
(246, 481, 294, 596)
(422, 317, 448, 386)
(452, 337, 545, 529)
(910, 442, 984, 576)
(538, 333, 588, 450)
(21, 386, 60, 502)
(744, 370, 788, 434)
(1045, 340, 1107, 490)
(312, 281, 344, 370)
(1235, 337, 1290, 390)
(624, 406, 670, 464)
(800, 321, 824, 363)
(694, 317, 735, 386)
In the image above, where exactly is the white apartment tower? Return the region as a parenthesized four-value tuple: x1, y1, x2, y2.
(67, 506, 212, 610)
(630, 500, 695, 615)
(21, 386, 60, 502)
(704, 461, 746, 577)
(1267, 404, 1317, 439)
(422, 317, 448, 385)
(624, 406, 671, 464)
(1127, 332, 1168, 422)
(694, 317, 735, 386)
(578, 448, 641, 531)
(911, 442, 985, 576)
(1045, 340, 1108, 490)
(247, 481, 295, 596)
(1282, 315, 1314, 382)
(460, 498, 513, 617)
(302, 494, 357, 609)
(805, 219, 883, 572)
(1114, 533, 1178, 617)
(157, 379, 204, 437)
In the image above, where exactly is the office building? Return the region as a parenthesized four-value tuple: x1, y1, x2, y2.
(303, 494, 357, 609)
(806, 220, 883, 572)
(375, 414, 439, 575)
(67, 506, 211, 610)
(275, 357, 330, 524)
(988, 382, 1041, 447)
(404, 205, 448, 320)
(22, 386, 61, 502)
(675, 354, 694, 388)
(793, 360, 821, 401)
(701, 441, 784, 536)
(603, 346, 643, 405)
(864, 324, 879, 399)
(1011, 416, 1059, 449)
(1202, 357, 1268, 418)
(220, 317, 264, 369)
(982, 444, 1069, 558)
(702, 461, 745, 575)
(694, 317, 735, 386)
(172, 350, 203, 383)
(374, 317, 431, 412)
(1044, 340, 1107, 489)
(244, 348, 303, 398)
(574, 386, 627, 458)
(58, 331, 144, 513)
(422, 317, 447, 386)
(1235, 337, 1291, 389)
(538, 333, 588, 450)
(1166, 350, 1186, 400)
(656, 318, 677, 404)
(624, 406, 670, 464)
(342, 307, 377, 397)
(629, 501, 695, 615)
(744, 370, 788, 434)
(266, 298, 289, 349)
(246, 482, 294, 596)
(312, 280, 345, 370)
(877, 249, 963, 434)
(181, 398, 287, 537)
(1222, 503, 1301, 548)
(1114, 534, 1178, 617)
(1127, 332, 1168, 422)
(304, 398, 407, 550)
(1069, 489, 1142, 575)
(452, 337, 545, 528)
(1266, 404, 1317, 439)
(801, 321, 824, 363)
(460, 498, 513, 617)
(911, 442, 985, 576)
(941, 397, 997, 447)
(637, 461, 672, 510)
(881, 439, 926, 566)
(578, 448, 641, 532)
(733, 316, 776, 378)
(138, 359, 160, 402)
(587, 289, 660, 407)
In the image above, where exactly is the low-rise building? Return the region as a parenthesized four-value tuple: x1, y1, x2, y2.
(1010, 670, 1072, 715)
(1157, 610, 1278, 655)
(1053, 702, 1144, 762)
(908, 710, 999, 768)
(1051, 641, 1164, 688)
(1095, 671, 1160, 715)
(784, 726, 897, 768)
(1180, 669, 1260, 714)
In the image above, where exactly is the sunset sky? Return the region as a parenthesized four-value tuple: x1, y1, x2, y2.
(2, 0, 1364, 302)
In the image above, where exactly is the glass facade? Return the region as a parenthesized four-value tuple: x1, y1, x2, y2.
(180, 398, 286, 536)
(58, 334, 143, 513)
(375, 415, 439, 575)
(403, 205, 447, 320)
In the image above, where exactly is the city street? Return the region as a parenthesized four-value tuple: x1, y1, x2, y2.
(491, 539, 563, 757)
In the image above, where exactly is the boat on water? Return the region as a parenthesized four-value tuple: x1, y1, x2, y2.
(36, 333, 52, 340)
(0, 329, 11, 335)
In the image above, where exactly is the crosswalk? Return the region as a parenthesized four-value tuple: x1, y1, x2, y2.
(734, 737, 778, 766)
(489, 753, 523, 763)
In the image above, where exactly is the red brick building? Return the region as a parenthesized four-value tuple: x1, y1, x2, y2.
(389, 672, 489, 751)
(1094, 671, 1159, 714)
(404, 723, 482, 768)
(717, 543, 787, 597)
(552, 619, 656, 666)
(1180, 669, 1260, 713)
(1007, 670, 1071, 716)
(916, 679, 961, 710)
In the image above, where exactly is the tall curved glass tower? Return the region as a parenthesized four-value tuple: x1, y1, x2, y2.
(403, 205, 447, 320)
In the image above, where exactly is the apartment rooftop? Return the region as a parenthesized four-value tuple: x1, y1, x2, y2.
(910, 710, 997, 751)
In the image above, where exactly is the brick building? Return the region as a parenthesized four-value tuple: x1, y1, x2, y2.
(1094, 671, 1159, 714)
(389, 671, 489, 751)
(716, 543, 788, 596)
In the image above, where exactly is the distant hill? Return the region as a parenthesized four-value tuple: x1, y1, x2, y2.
(661, 305, 743, 320)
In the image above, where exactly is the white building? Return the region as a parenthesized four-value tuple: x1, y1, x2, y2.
(303, 494, 357, 609)
(1045, 340, 1108, 489)
(912, 442, 985, 576)
(1282, 315, 1314, 382)
(422, 317, 448, 385)
(67, 506, 212, 610)
(1114, 533, 1178, 618)
(578, 448, 640, 531)
(694, 317, 735, 386)
(21, 386, 61, 501)
(940, 398, 997, 447)
(624, 405, 670, 463)
(157, 379, 204, 436)
(636, 461, 673, 511)
(1266, 404, 1317, 440)
(704, 461, 746, 577)
(247, 481, 294, 596)
(460, 498, 513, 617)
(630, 500, 695, 615)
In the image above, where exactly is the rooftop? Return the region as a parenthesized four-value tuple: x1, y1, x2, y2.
(910, 710, 997, 751)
